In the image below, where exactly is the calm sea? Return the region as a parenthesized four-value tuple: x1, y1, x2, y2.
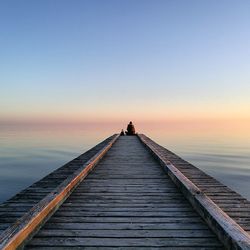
(0, 123, 250, 203)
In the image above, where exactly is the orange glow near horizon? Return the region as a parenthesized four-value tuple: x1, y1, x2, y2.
(1, 113, 250, 127)
(1, 115, 249, 143)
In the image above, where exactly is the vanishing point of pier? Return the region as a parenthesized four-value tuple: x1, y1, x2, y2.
(1, 134, 250, 249)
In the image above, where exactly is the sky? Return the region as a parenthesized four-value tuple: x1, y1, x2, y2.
(1, 0, 250, 125)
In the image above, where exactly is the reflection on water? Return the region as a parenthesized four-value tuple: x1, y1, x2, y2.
(0, 124, 115, 203)
(0, 123, 250, 203)
(148, 126, 250, 201)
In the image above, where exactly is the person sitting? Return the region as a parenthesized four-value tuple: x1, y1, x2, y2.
(126, 121, 136, 135)
(120, 129, 125, 136)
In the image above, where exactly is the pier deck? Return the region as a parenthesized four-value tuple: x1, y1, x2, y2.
(1, 135, 250, 249)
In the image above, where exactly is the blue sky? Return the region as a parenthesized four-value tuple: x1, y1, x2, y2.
(1, 0, 250, 122)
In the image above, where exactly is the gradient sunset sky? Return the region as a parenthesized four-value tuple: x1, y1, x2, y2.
(1, 0, 250, 125)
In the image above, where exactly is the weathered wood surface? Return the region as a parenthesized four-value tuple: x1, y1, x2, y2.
(25, 136, 223, 249)
(0, 134, 250, 249)
(0, 135, 118, 249)
(138, 134, 250, 249)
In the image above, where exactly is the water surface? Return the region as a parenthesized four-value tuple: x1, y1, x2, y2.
(0, 123, 250, 203)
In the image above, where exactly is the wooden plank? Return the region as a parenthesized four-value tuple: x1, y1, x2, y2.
(35, 229, 215, 237)
(58, 207, 193, 212)
(57, 202, 191, 207)
(48, 217, 202, 223)
(42, 222, 210, 230)
(26, 237, 223, 247)
(44, 211, 198, 217)
(26, 247, 224, 250)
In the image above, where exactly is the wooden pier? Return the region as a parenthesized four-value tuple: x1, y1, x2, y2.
(0, 134, 250, 249)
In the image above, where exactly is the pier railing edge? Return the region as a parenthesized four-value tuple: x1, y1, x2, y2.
(0, 134, 119, 250)
(137, 133, 250, 250)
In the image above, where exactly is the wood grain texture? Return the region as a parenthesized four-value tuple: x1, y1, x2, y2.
(25, 136, 222, 249)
